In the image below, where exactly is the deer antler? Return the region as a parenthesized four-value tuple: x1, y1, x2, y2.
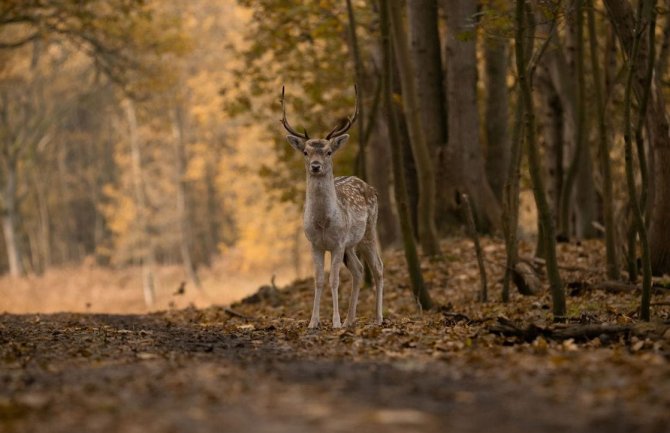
(280, 86, 310, 140)
(326, 85, 359, 140)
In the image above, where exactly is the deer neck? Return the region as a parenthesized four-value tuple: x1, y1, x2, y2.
(305, 171, 339, 223)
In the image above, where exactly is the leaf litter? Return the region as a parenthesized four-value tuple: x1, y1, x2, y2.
(1, 237, 669, 432)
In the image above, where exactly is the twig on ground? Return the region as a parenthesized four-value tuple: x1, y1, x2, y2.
(461, 193, 487, 302)
(224, 307, 253, 320)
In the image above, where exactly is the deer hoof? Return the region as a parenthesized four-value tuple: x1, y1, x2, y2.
(375, 316, 383, 326)
(343, 318, 356, 328)
(308, 319, 319, 329)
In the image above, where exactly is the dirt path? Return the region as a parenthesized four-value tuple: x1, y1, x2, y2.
(1, 310, 668, 433)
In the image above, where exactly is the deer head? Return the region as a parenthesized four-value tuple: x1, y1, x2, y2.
(281, 86, 358, 177)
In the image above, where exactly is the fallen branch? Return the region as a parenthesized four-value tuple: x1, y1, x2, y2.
(223, 307, 253, 320)
(489, 317, 634, 342)
(461, 193, 487, 302)
(531, 257, 592, 273)
(594, 281, 639, 293)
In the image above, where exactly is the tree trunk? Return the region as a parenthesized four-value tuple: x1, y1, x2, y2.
(502, 93, 524, 302)
(515, 0, 565, 318)
(408, 0, 448, 225)
(1, 162, 25, 277)
(172, 102, 201, 289)
(483, 5, 510, 202)
(536, 72, 564, 224)
(572, 0, 598, 240)
(380, 0, 432, 309)
(345, 0, 367, 181)
(366, 82, 401, 248)
(388, 0, 441, 256)
(125, 99, 156, 308)
(588, 0, 620, 280)
(444, 0, 502, 232)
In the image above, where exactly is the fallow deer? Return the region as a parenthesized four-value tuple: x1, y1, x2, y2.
(281, 86, 383, 329)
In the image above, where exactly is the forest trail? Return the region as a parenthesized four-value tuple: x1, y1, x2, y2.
(2, 239, 670, 433)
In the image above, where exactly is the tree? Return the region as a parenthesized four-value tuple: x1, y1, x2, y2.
(408, 0, 448, 225)
(515, 0, 565, 318)
(483, 0, 511, 202)
(388, 1, 441, 256)
(380, 0, 432, 310)
(444, 0, 501, 232)
(587, 0, 619, 280)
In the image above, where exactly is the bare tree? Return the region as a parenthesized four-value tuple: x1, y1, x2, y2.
(515, 0, 565, 318)
(444, 0, 501, 232)
(124, 99, 156, 308)
(388, 1, 441, 256)
(380, 0, 432, 310)
(171, 100, 201, 288)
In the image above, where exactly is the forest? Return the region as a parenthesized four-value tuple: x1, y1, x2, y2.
(1, 0, 670, 432)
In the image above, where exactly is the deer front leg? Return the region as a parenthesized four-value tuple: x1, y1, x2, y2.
(329, 247, 344, 328)
(308, 248, 325, 329)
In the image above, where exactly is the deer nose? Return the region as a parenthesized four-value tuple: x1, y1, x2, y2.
(310, 162, 322, 173)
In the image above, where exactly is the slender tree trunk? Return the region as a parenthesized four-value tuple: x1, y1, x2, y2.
(388, 0, 441, 256)
(1, 161, 25, 277)
(125, 99, 156, 308)
(484, 5, 510, 202)
(204, 156, 220, 261)
(444, 0, 502, 232)
(621, 0, 653, 320)
(366, 83, 401, 248)
(345, 0, 367, 181)
(588, 0, 620, 280)
(33, 168, 51, 272)
(573, 0, 598, 239)
(172, 102, 201, 289)
(380, 0, 432, 310)
(502, 92, 524, 302)
(515, 0, 565, 318)
(536, 73, 564, 225)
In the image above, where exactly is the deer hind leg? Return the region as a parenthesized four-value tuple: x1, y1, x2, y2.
(360, 239, 384, 325)
(308, 248, 325, 329)
(329, 247, 345, 329)
(343, 248, 363, 328)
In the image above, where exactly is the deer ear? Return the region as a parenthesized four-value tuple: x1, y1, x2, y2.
(330, 134, 349, 153)
(286, 135, 305, 152)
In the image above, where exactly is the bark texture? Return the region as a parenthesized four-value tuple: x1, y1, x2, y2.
(380, 0, 432, 310)
(483, 7, 510, 202)
(408, 0, 448, 231)
(444, 0, 501, 232)
(388, 0, 441, 256)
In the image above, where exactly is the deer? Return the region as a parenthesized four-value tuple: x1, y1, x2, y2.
(280, 86, 384, 329)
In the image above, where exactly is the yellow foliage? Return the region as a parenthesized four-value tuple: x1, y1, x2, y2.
(217, 125, 308, 272)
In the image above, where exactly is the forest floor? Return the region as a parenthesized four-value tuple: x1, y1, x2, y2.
(1, 238, 670, 433)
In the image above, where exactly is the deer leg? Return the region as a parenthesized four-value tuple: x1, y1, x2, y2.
(361, 240, 384, 325)
(329, 247, 344, 328)
(343, 248, 363, 327)
(308, 248, 325, 329)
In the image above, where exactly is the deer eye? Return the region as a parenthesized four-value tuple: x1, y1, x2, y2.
(327, 151, 332, 156)
(303, 151, 308, 156)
